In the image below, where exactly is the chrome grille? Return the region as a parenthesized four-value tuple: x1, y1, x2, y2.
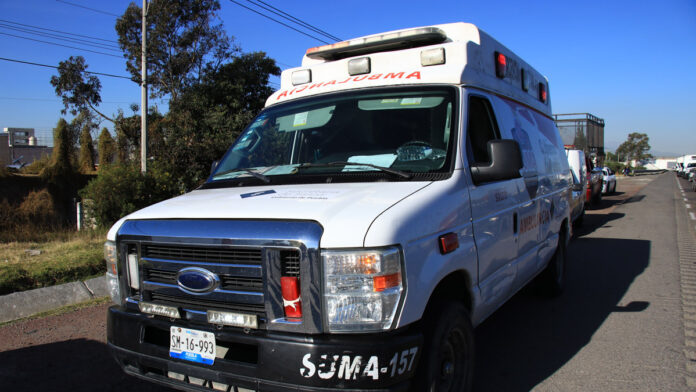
(280, 250, 300, 277)
(137, 243, 302, 328)
(141, 244, 262, 264)
(149, 292, 265, 316)
(143, 267, 264, 291)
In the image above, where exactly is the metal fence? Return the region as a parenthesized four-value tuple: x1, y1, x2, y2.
(554, 113, 605, 163)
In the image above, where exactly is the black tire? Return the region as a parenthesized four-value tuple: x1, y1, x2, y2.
(539, 227, 567, 297)
(612, 181, 617, 194)
(592, 189, 602, 206)
(574, 208, 584, 228)
(413, 301, 474, 392)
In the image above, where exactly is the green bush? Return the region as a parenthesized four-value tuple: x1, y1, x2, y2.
(604, 161, 624, 174)
(21, 155, 51, 175)
(79, 162, 181, 227)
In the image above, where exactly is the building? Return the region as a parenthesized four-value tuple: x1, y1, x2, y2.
(4, 127, 36, 147)
(1, 127, 51, 167)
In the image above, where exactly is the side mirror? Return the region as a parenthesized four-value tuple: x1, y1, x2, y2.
(470, 139, 523, 185)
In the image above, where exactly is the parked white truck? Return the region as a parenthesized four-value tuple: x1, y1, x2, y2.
(105, 22, 572, 391)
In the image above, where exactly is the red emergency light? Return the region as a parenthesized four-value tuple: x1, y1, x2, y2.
(539, 83, 547, 103)
(495, 51, 506, 79)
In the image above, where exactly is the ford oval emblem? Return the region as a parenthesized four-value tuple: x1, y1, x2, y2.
(176, 267, 219, 293)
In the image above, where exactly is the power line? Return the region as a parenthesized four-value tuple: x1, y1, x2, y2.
(55, 0, 120, 17)
(244, 0, 341, 42)
(0, 24, 122, 52)
(0, 19, 119, 44)
(228, 0, 331, 45)
(0, 57, 132, 79)
(0, 32, 123, 58)
(0, 96, 135, 104)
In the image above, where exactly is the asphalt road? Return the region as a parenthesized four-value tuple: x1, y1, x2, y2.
(0, 173, 693, 391)
(474, 173, 694, 391)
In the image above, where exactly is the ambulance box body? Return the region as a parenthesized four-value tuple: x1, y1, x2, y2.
(106, 22, 571, 391)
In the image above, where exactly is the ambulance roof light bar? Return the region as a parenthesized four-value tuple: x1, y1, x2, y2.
(306, 27, 448, 61)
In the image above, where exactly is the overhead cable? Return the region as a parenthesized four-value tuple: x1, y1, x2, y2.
(0, 57, 131, 79)
(0, 32, 123, 58)
(55, 0, 120, 17)
(0, 24, 122, 52)
(0, 18, 119, 44)
(228, 0, 331, 45)
(244, 0, 341, 42)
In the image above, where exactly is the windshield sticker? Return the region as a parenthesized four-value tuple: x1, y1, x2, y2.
(293, 112, 309, 127)
(240, 190, 276, 199)
(262, 165, 299, 176)
(343, 154, 397, 172)
(270, 189, 346, 200)
(400, 98, 422, 106)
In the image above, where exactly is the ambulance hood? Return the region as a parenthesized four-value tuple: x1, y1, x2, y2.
(108, 182, 431, 248)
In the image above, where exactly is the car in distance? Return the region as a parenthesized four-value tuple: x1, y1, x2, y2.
(601, 167, 616, 194)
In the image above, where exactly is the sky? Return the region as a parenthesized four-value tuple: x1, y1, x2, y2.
(1, 0, 695, 156)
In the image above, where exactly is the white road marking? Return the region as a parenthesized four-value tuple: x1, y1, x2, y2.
(688, 204, 693, 209)
(691, 212, 696, 221)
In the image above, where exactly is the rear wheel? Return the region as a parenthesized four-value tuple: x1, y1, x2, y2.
(592, 189, 602, 205)
(414, 301, 474, 392)
(539, 226, 567, 297)
(573, 207, 585, 228)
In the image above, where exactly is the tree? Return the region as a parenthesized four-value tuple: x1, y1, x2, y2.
(50, 56, 114, 122)
(79, 123, 96, 173)
(616, 132, 653, 166)
(98, 128, 116, 167)
(43, 118, 74, 178)
(158, 51, 280, 188)
(115, 0, 236, 102)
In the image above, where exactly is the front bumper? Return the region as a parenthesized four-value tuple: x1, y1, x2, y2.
(107, 306, 422, 391)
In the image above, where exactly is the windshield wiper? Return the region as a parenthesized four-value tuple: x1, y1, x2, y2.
(299, 161, 412, 179)
(212, 168, 270, 183)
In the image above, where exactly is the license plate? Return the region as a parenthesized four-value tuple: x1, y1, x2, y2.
(169, 326, 216, 365)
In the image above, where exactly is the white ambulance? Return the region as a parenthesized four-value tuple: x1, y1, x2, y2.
(106, 22, 571, 391)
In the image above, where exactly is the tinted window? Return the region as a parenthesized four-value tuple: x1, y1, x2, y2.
(466, 96, 500, 164)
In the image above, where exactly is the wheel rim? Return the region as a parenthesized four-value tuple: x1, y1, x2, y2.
(432, 325, 469, 391)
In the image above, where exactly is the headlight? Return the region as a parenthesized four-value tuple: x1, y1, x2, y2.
(323, 247, 403, 332)
(104, 241, 121, 305)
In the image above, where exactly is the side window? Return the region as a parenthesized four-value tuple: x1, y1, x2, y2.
(466, 96, 500, 164)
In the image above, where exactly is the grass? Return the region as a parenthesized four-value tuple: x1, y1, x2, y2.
(0, 228, 107, 295)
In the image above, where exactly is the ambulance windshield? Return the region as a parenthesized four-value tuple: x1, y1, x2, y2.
(208, 86, 457, 185)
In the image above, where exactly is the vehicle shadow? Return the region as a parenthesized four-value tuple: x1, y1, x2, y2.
(573, 212, 625, 237)
(473, 237, 650, 392)
(0, 339, 172, 392)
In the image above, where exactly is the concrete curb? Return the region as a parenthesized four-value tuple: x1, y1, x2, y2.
(0, 276, 108, 324)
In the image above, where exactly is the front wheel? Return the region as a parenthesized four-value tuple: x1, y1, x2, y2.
(414, 301, 474, 392)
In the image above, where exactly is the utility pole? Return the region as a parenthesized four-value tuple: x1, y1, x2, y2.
(140, 0, 148, 173)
